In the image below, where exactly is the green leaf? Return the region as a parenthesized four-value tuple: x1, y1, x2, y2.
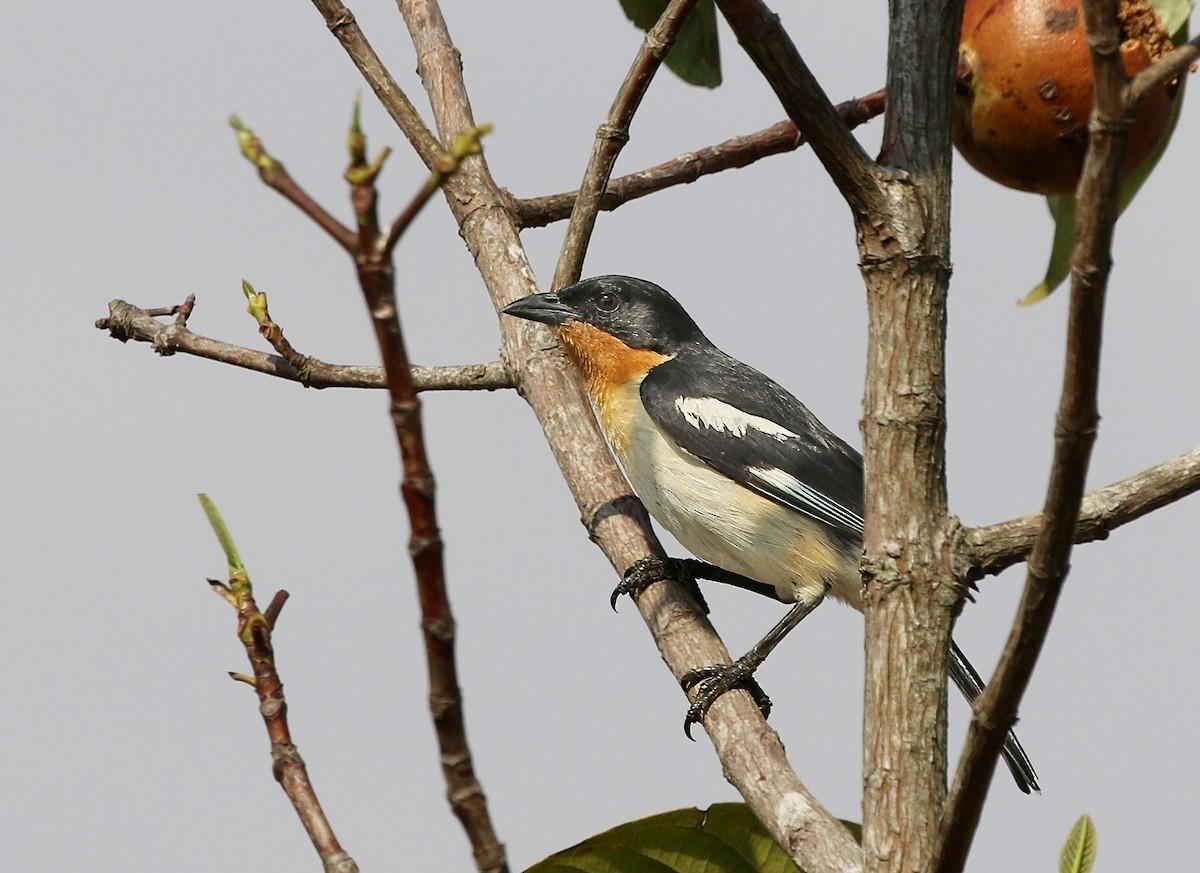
(618, 0, 722, 88)
(1023, 2, 1192, 304)
(525, 803, 859, 873)
(1059, 813, 1098, 873)
(1156, 0, 1194, 34)
(198, 493, 245, 577)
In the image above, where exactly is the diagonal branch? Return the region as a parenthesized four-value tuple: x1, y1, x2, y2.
(552, 0, 705, 289)
(389, 2, 862, 871)
(200, 496, 359, 873)
(309, 0, 443, 167)
(934, 3, 1134, 870)
(514, 89, 886, 229)
(964, 446, 1200, 578)
(715, 0, 882, 217)
(1128, 33, 1200, 105)
(95, 298, 512, 391)
(230, 116, 358, 253)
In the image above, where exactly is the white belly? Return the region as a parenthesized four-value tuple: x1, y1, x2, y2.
(600, 382, 861, 608)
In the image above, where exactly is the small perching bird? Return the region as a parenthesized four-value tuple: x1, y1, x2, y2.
(504, 275, 1039, 794)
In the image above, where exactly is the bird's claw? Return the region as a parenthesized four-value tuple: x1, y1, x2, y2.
(612, 557, 708, 613)
(611, 556, 670, 610)
(680, 663, 772, 740)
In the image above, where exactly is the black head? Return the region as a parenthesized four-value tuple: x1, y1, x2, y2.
(502, 275, 708, 354)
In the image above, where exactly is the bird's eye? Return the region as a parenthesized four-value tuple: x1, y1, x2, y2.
(595, 291, 620, 312)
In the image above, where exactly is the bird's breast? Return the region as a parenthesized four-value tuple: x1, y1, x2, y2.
(596, 380, 861, 608)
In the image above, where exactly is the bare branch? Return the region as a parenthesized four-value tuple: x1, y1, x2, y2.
(199, 496, 358, 873)
(391, 2, 862, 870)
(309, 0, 443, 167)
(230, 115, 358, 253)
(342, 112, 509, 872)
(965, 446, 1200, 578)
(715, 0, 882, 217)
(934, 3, 1133, 870)
(552, 0, 706, 289)
(96, 299, 512, 391)
(515, 89, 886, 229)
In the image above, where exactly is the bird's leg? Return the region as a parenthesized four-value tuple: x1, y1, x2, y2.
(680, 589, 826, 739)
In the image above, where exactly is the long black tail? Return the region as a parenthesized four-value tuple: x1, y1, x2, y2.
(948, 639, 1040, 794)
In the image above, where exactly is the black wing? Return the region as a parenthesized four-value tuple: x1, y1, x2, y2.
(641, 350, 864, 544)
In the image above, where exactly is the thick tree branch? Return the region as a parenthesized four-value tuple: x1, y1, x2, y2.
(715, 0, 882, 218)
(933, 3, 1132, 871)
(964, 446, 1200, 578)
(96, 298, 512, 391)
(514, 89, 886, 229)
(852, 3, 964, 872)
(388, 2, 862, 871)
(552, 0, 704, 289)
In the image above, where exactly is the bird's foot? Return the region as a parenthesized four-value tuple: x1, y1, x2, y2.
(612, 557, 708, 613)
(680, 662, 772, 740)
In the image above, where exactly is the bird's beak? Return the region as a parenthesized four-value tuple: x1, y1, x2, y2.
(502, 292, 577, 326)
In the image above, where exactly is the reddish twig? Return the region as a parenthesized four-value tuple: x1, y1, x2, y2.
(96, 298, 513, 391)
(514, 89, 886, 229)
(230, 116, 358, 253)
(341, 109, 509, 873)
(933, 4, 1135, 871)
(200, 496, 358, 873)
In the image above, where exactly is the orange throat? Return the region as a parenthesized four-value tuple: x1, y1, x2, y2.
(555, 322, 672, 457)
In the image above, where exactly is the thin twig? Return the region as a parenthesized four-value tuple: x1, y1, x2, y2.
(230, 116, 358, 253)
(346, 100, 513, 873)
(552, 0, 705, 290)
(515, 89, 886, 229)
(715, 0, 882, 218)
(96, 299, 513, 391)
(1128, 33, 1200, 106)
(391, 2, 863, 871)
(199, 496, 358, 873)
(933, 4, 1132, 871)
(964, 445, 1200, 578)
(340, 106, 509, 873)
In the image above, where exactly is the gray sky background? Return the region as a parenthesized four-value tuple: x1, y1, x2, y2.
(4, 2, 1198, 871)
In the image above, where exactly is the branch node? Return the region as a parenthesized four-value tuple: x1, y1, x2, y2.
(595, 122, 630, 145)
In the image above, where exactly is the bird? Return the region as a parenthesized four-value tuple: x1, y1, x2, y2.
(503, 274, 1039, 794)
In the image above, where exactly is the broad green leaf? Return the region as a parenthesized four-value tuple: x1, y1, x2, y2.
(618, 0, 722, 88)
(1023, 2, 1192, 304)
(1059, 813, 1098, 873)
(525, 803, 858, 873)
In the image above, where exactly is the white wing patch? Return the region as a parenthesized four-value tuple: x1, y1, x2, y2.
(749, 465, 865, 535)
(675, 396, 799, 442)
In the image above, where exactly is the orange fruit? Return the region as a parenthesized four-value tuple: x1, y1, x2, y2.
(954, 0, 1178, 195)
